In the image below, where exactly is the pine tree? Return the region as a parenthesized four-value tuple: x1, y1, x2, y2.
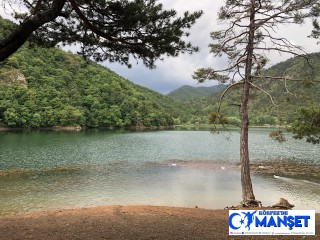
(310, 1, 320, 39)
(0, 0, 202, 67)
(193, 0, 317, 207)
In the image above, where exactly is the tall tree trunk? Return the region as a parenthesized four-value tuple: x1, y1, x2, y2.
(240, 82, 255, 204)
(240, 0, 256, 205)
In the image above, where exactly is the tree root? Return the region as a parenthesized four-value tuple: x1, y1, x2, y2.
(224, 199, 262, 210)
(240, 199, 262, 208)
(224, 198, 294, 210)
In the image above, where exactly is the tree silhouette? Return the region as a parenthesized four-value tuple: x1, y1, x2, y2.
(0, 0, 202, 66)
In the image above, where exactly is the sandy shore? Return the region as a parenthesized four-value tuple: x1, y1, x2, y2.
(0, 205, 319, 240)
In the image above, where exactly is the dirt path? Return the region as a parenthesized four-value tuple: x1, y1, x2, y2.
(0, 205, 319, 240)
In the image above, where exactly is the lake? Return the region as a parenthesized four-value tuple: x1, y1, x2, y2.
(0, 128, 319, 215)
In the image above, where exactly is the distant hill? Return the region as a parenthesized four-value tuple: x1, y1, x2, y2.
(247, 52, 320, 124)
(1, 17, 319, 128)
(167, 85, 226, 102)
(183, 53, 320, 126)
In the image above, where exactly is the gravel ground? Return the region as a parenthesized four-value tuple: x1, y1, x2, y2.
(0, 205, 319, 240)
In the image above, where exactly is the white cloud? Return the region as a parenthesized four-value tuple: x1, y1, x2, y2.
(3, 1, 317, 94)
(0, 1, 27, 21)
(106, 0, 226, 93)
(106, 1, 319, 94)
(0, 0, 319, 93)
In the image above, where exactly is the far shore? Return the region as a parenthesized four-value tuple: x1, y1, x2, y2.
(0, 205, 319, 240)
(0, 124, 285, 132)
(0, 125, 175, 132)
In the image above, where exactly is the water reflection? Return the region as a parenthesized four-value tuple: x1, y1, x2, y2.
(0, 129, 319, 215)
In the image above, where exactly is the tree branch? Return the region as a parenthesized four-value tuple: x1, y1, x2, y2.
(217, 81, 243, 113)
(254, 47, 305, 56)
(32, 0, 43, 15)
(68, 0, 116, 42)
(248, 82, 277, 107)
(251, 75, 320, 83)
(284, 78, 296, 96)
(0, 0, 67, 62)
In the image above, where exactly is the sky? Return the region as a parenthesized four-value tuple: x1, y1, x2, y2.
(104, 0, 225, 94)
(1, 0, 319, 94)
(103, 0, 319, 94)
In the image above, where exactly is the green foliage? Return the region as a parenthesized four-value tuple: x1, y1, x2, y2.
(226, 116, 241, 126)
(192, 68, 229, 83)
(243, 54, 319, 123)
(289, 105, 320, 144)
(250, 115, 277, 126)
(0, 46, 190, 128)
(169, 53, 320, 131)
(208, 112, 228, 125)
(310, 2, 320, 39)
(269, 130, 286, 143)
(193, 0, 317, 85)
(167, 85, 226, 103)
(0, 1, 202, 65)
(249, 53, 320, 125)
(0, 17, 15, 42)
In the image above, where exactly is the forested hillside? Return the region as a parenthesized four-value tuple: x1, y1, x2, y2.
(2, 46, 318, 129)
(1, 14, 319, 129)
(247, 53, 320, 124)
(167, 85, 226, 102)
(0, 46, 192, 128)
(174, 53, 320, 126)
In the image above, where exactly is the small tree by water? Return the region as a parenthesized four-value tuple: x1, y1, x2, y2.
(193, 0, 318, 207)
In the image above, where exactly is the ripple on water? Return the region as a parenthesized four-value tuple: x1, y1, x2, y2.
(0, 130, 319, 215)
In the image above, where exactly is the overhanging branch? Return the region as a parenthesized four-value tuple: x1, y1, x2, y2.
(248, 82, 277, 107)
(217, 81, 243, 113)
(0, 0, 67, 62)
(68, 0, 116, 42)
(251, 75, 320, 83)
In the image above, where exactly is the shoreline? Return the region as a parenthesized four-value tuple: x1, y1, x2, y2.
(0, 205, 319, 240)
(0, 125, 175, 132)
(0, 124, 282, 132)
(1, 158, 318, 182)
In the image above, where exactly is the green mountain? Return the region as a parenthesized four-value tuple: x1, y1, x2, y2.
(0, 46, 191, 128)
(170, 53, 320, 126)
(1, 16, 319, 129)
(167, 85, 226, 102)
(247, 53, 320, 124)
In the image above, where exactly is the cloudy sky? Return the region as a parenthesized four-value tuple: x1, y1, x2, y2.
(104, 0, 319, 94)
(104, 0, 224, 94)
(1, 1, 318, 94)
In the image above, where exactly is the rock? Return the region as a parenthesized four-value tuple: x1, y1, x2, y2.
(0, 68, 28, 88)
(272, 198, 294, 209)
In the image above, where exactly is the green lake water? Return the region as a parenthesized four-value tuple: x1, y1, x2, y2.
(0, 129, 319, 215)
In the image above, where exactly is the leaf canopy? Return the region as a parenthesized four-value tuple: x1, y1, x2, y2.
(0, 0, 203, 67)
